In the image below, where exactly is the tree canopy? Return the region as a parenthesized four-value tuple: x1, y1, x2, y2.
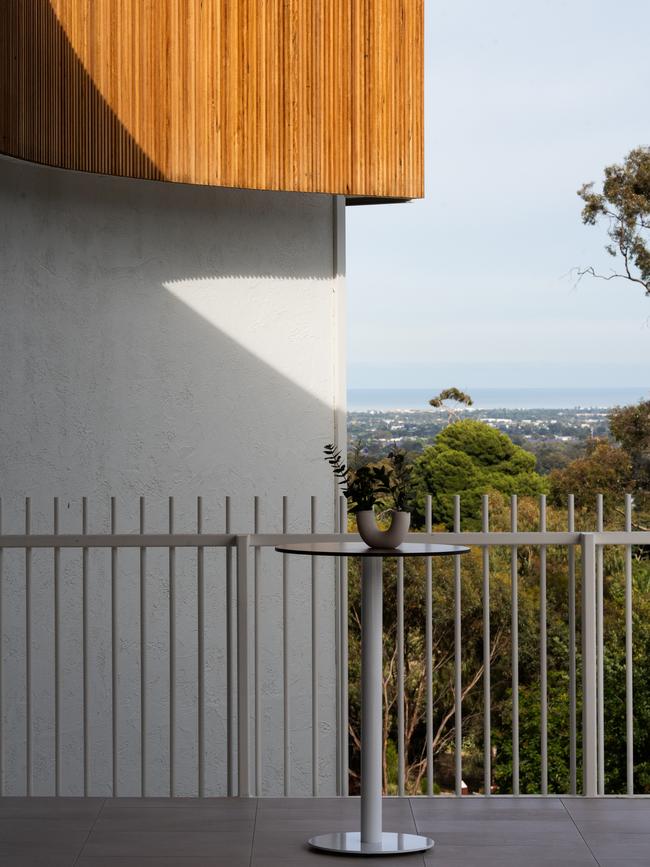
(429, 387, 473, 424)
(578, 146, 650, 296)
(545, 399, 650, 522)
(410, 419, 548, 528)
(609, 399, 650, 493)
(549, 438, 633, 519)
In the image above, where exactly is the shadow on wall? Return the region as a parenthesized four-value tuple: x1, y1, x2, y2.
(0, 0, 163, 180)
(0, 156, 344, 797)
(0, 155, 343, 509)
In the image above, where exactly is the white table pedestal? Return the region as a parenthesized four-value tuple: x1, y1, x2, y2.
(309, 558, 433, 856)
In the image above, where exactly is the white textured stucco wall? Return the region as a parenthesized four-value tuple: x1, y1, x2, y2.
(0, 156, 346, 796)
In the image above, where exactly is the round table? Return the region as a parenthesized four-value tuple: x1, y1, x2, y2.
(275, 541, 470, 856)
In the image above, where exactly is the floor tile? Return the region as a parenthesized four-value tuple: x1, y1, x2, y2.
(76, 859, 251, 867)
(257, 797, 413, 820)
(0, 842, 84, 866)
(81, 829, 253, 860)
(251, 854, 427, 867)
(0, 826, 89, 849)
(596, 861, 650, 867)
(574, 815, 650, 836)
(94, 801, 255, 833)
(256, 797, 359, 815)
(410, 796, 567, 822)
(0, 797, 103, 823)
(0, 796, 646, 866)
(0, 855, 78, 867)
(562, 796, 650, 819)
(577, 831, 650, 863)
(101, 798, 256, 815)
(417, 819, 583, 847)
(425, 842, 598, 866)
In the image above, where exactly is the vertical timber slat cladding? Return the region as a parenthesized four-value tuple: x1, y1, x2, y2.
(0, 0, 423, 199)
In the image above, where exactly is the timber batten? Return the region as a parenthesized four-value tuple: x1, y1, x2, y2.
(0, 0, 423, 199)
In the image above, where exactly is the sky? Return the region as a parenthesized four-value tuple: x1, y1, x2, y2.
(347, 0, 650, 390)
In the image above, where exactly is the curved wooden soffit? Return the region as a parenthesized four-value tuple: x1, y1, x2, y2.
(0, 0, 423, 199)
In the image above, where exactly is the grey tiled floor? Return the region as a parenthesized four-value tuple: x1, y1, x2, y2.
(0, 796, 648, 866)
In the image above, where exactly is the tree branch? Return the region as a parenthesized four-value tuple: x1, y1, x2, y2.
(573, 265, 650, 294)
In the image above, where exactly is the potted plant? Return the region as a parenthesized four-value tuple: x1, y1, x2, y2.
(323, 444, 411, 548)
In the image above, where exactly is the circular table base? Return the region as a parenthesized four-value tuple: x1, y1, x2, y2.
(308, 831, 434, 856)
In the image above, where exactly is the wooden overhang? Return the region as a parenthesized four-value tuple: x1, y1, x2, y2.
(0, 1, 423, 201)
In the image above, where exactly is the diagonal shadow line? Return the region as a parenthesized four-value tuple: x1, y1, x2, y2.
(0, 0, 163, 181)
(0, 154, 344, 504)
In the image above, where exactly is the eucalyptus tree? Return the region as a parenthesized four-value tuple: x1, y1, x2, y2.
(429, 387, 474, 425)
(578, 146, 650, 296)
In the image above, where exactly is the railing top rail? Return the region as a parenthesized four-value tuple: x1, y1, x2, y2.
(0, 533, 235, 549)
(1, 530, 650, 549)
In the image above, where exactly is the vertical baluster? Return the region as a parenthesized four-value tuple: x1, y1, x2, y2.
(111, 497, 118, 796)
(425, 494, 433, 796)
(482, 495, 491, 795)
(236, 533, 251, 797)
(582, 534, 598, 797)
(25, 496, 31, 795)
(0, 498, 3, 796)
(169, 496, 176, 797)
(568, 495, 577, 795)
(53, 497, 61, 795)
(511, 495, 519, 796)
(397, 557, 405, 796)
(334, 497, 341, 797)
(454, 495, 463, 797)
(339, 496, 349, 797)
(625, 493, 634, 794)
(226, 497, 235, 796)
(139, 497, 146, 797)
(197, 496, 205, 797)
(596, 493, 604, 795)
(82, 498, 89, 795)
(254, 497, 261, 796)
(282, 496, 291, 796)
(311, 496, 319, 797)
(540, 494, 548, 795)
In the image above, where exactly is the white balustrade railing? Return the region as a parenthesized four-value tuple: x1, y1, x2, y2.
(0, 493, 646, 797)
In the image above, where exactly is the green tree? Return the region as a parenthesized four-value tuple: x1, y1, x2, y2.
(410, 420, 548, 528)
(609, 399, 650, 493)
(429, 387, 473, 425)
(578, 146, 650, 296)
(549, 439, 634, 519)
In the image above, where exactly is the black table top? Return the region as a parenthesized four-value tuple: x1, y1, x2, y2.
(275, 542, 470, 558)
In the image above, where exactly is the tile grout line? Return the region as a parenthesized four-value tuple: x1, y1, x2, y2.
(72, 797, 108, 866)
(248, 797, 260, 867)
(407, 797, 428, 866)
(560, 797, 603, 867)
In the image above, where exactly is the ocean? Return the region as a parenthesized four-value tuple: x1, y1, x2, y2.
(348, 387, 649, 411)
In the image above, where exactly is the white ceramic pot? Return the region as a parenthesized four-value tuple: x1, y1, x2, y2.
(356, 510, 411, 549)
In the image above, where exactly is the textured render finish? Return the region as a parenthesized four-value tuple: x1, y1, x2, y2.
(0, 155, 345, 796)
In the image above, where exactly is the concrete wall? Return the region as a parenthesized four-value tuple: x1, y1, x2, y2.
(0, 156, 346, 796)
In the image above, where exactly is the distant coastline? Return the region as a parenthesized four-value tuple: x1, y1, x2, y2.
(348, 387, 648, 412)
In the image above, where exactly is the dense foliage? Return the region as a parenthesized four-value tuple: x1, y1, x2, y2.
(549, 439, 633, 520)
(346, 404, 650, 795)
(409, 420, 548, 529)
